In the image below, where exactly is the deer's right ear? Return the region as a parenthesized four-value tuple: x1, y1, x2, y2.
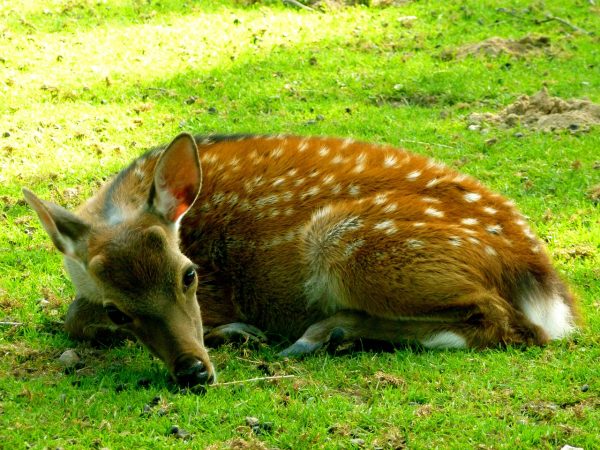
(22, 188, 91, 262)
(151, 133, 202, 225)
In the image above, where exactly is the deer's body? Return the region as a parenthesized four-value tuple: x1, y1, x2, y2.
(25, 133, 578, 386)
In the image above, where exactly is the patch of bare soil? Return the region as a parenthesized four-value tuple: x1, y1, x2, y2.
(451, 35, 552, 59)
(468, 88, 600, 132)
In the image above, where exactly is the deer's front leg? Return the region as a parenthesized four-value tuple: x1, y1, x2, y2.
(64, 297, 133, 345)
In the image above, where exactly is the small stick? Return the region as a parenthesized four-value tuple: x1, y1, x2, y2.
(282, 0, 316, 12)
(212, 374, 296, 387)
(538, 14, 591, 35)
(0, 321, 23, 327)
(397, 138, 456, 149)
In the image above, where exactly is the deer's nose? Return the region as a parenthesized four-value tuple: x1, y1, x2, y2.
(174, 357, 215, 387)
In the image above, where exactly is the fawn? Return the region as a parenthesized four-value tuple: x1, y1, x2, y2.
(24, 133, 579, 386)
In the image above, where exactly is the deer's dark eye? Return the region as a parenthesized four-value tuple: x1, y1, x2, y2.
(104, 305, 132, 325)
(182, 266, 197, 290)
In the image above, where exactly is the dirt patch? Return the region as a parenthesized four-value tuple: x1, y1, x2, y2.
(449, 35, 551, 59)
(468, 88, 600, 132)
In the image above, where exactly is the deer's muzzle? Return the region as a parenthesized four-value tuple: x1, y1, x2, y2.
(174, 355, 215, 387)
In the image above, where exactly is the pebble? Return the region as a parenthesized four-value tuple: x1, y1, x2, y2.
(169, 425, 191, 440)
(245, 416, 260, 427)
(580, 384, 589, 392)
(58, 349, 82, 372)
(350, 438, 366, 447)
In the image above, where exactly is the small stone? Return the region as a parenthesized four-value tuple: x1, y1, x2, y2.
(58, 349, 81, 370)
(245, 416, 260, 427)
(485, 137, 498, 146)
(350, 438, 366, 447)
(207, 106, 218, 114)
(184, 96, 197, 105)
(514, 132, 524, 138)
(169, 425, 191, 440)
(561, 446, 584, 450)
(141, 404, 152, 416)
(467, 124, 480, 131)
(580, 384, 589, 392)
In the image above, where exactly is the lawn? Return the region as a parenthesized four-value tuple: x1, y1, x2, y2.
(0, 0, 598, 448)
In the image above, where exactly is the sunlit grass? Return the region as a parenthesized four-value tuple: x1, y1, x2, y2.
(1, 0, 598, 448)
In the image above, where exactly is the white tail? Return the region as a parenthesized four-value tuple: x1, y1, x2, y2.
(24, 133, 579, 385)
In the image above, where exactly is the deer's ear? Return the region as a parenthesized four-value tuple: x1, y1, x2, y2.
(151, 133, 202, 224)
(22, 188, 91, 262)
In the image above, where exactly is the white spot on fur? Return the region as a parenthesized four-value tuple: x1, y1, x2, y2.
(383, 154, 399, 168)
(461, 218, 478, 226)
(331, 154, 344, 164)
(348, 184, 360, 196)
(483, 206, 497, 215)
(383, 203, 398, 213)
(341, 138, 354, 148)
(467, 237, 480, 245)
(322, 174, 335, 185)
(449, 236, 462, 246)
(420, 331, 467, 349)
(294, 177, 306, 187)
(319, 146, 330, 157)
(484, 245, 497, 256)
(374, 220, 397, 235)
(425, 207, 444, 218)
(464, 192, 482, 203)
(272, 177, 285, 187)
(270, 147, 284, 158)
(256, 194, 279, 207)
(486, 224, 502, 235)
(301, 186, 321, 199)
(520, 292, 575, 340)
(373, 193, 388, 205)
(353, 163, 365, 174)
(426, 178, 441, 188)
(422, 196, 440, 204)
(298, 140, 309, 152)
(407, 239, 424, 248)
(406, 170, 422, 181)
(413, 222, 425, 227)
(287, 168, 298, 177)
(331, 183, 342, 195)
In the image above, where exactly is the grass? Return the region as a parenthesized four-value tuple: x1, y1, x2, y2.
(1, 0, 599, 448)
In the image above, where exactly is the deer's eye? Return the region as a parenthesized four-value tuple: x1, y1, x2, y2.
(182, 266, 197, 290)
(104, 305, 132, 325)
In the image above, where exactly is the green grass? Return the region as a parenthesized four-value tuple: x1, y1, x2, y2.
(1, 0, 599, 448)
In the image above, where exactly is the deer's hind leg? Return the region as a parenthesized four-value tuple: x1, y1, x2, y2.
(279, 291, 549, 357)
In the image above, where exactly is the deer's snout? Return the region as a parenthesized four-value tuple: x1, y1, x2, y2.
(174, 355, 215, 387)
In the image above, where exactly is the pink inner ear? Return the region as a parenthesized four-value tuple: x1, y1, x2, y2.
(172, 202, 190, 222)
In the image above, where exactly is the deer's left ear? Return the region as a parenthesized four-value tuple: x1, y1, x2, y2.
(151, 133, 202, 224)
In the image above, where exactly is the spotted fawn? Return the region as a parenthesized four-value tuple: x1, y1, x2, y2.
(24, 133, 579, 386)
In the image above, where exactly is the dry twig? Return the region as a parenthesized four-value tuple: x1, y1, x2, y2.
(212, 374, 296, 387)
(282, 0, 316, 12)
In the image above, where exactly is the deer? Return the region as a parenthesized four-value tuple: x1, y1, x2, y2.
(23, 133, 579, 387)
